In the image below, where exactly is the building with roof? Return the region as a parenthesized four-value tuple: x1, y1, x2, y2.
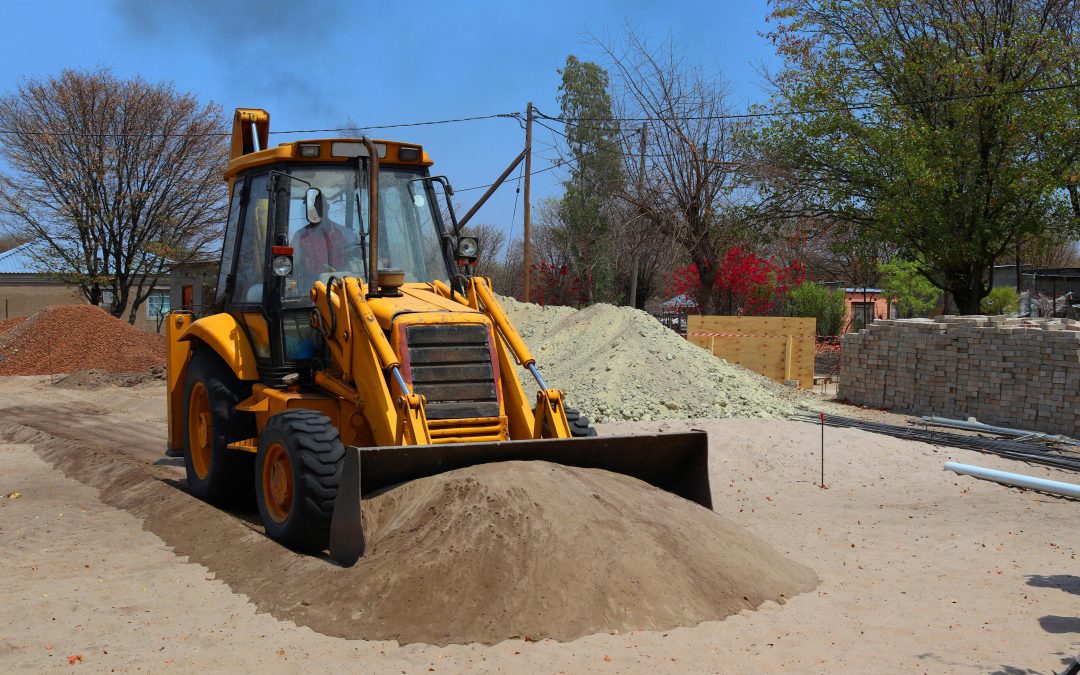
(0, 242, 168, 333)
(843, 287, 896, 330)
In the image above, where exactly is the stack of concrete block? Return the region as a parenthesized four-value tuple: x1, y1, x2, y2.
(839, 316, 1080, 437)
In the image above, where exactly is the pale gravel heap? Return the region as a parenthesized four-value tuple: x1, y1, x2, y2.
(499, 297, 799, 423)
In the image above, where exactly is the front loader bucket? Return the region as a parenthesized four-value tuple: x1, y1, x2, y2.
(329, 431, 711, 566)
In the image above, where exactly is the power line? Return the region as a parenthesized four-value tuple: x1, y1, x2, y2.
(2, 80, 1076, 140)
(271, 112, 521, 134)
(0, 112, 522, 139)
(534, 117, 748, 166)
(534, 81, 1080, 123)
(454, 160, 565, 193)
(504, 162, 525, 260)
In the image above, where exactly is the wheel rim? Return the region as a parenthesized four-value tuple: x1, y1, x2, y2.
(262, 442, 293, 524)
(188, 382, 212, 480)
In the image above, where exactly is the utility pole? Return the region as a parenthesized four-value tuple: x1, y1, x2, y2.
(522, 102, 534, 301)
(629, 123, 647, 309)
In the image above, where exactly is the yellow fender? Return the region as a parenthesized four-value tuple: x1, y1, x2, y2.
(167, 312, 260, 453)
(178, 312, 260, 381)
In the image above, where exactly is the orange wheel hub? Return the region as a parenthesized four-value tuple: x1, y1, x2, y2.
(262, 442, 293, 523)
(187, 382, 212, 480)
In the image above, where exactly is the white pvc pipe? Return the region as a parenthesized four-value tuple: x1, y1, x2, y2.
(944, 461, 1080, 499)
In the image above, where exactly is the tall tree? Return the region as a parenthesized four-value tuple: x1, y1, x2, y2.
(759, 0, 1080, 314)
(0, 68, 227, 323)
(555, 55, 625, 302)
(596, 30, 753, 314)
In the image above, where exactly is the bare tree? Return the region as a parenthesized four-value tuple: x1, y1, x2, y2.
(594, 30, 754, 314)
(0, 68, 227, 323)
(461, 222, 506, 281)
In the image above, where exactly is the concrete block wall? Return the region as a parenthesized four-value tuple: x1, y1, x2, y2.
(839, 316, 1080, 436)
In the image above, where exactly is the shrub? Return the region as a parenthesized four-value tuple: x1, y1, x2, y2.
(980, 286, 1019, 315)
(787, 282, 847, 336)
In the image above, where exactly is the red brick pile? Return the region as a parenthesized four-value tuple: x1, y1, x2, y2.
(0, 305, 165, 375)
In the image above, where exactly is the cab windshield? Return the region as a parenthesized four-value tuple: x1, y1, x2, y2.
(279, 165, 447, 300)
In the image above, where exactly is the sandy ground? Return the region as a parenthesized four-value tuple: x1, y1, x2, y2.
(0, 375, 1077, 673)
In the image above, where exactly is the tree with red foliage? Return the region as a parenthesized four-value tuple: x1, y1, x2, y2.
(529, 261, 586, 307)
(666, 247, 805, 315)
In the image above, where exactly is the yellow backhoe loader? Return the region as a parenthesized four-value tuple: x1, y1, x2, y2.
(166, 108, 710, 565)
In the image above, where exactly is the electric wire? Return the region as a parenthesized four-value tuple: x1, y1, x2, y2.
(6, 79, 1075, 140)
(534, 81, 1080, 123)
(503, 162, 525, 262)
(0, 112, 522, 139)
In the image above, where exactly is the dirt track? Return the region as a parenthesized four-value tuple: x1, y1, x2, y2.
(1, 375, 1078, 672)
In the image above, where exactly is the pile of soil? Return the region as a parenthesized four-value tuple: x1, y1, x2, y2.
(52, 366, 167, 389)
(6, 424, 818, 646)
(0, 305, 165, 375)
(499, 297, 798, 423)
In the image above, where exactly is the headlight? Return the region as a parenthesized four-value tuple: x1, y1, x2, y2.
(457, 236, 478, 259)
(272, 254, 293, 276)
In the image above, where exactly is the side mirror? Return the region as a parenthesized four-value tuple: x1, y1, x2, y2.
(305, 188, 323, 225)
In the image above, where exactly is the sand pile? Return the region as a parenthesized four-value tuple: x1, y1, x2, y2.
(340, 461, 817, 644)
(52, 366, 167, 389)
(0, 305, 165, 375)
(7, 424, 817, 646)
(499, 297, 797, 422)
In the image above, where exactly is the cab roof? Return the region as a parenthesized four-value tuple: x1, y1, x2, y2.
(224, 138, 434, 179)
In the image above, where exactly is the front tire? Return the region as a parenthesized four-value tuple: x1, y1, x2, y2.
(183, 347, 255, 506)
(565, 407, 598, 437)
(255, 410, 344, 553)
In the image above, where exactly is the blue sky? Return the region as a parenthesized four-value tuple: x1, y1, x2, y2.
(0, 0, 778, 252)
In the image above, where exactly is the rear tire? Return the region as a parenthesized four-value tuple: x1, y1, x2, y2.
(565, 407, 598, 437)
(255, 410, 344, 554)
(183, 347, 255, 506)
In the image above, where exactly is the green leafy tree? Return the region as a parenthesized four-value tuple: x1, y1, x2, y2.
(879, 260, 940, 317)
(556, 55, 625, 303)
(760, 0, 1080, 314)
(787, 281, 848, 335)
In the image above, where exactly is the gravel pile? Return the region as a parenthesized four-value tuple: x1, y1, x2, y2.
(500, 297, 797, 423)
(0, 305, 165, 375)
(0, 316, 27, 335)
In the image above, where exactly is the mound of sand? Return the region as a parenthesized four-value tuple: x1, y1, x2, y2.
(499, 297, 798, 423)
(0, 305, 164, 375)
(345, 461, 817, 644)
(52, 366, 167, 389)
(8, 424, 817, 646)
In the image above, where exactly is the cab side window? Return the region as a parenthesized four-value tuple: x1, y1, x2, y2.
(234, 174, 269, 304)
(215, 187, 243, 302)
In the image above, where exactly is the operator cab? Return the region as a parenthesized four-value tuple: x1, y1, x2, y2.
(216, 114, 464, 386)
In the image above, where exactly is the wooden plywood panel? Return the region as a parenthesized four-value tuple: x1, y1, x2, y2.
(709, 335, 789, 381)
(686, 315, 816, 388)
(689, 315, 816, 337)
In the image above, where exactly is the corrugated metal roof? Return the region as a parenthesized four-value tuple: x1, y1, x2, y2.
(0, 243, 42, 274)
